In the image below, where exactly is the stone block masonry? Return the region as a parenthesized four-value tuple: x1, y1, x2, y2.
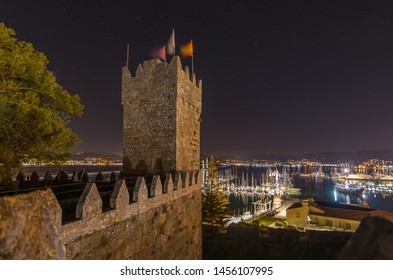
(122, 56, 202, 173)
(202, 225, 352, 260)
(0, 172, 202, 259)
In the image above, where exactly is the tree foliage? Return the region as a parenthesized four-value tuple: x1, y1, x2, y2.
(0, 23, 83, 186)
(202, 155, 231, 228)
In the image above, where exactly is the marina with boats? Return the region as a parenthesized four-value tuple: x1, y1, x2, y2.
(202, 165, 302, 226)
(201, 161, 393, 227)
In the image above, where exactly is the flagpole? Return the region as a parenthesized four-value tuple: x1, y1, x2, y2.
(173, 28, 176, 56)
(126, 43, 130, 67)
(191, 39, 194, 75)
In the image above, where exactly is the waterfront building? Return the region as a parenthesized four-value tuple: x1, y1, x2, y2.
(286, 199, 393, 231)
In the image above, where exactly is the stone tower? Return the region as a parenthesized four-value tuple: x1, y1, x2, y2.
(122, 56, 202, 173)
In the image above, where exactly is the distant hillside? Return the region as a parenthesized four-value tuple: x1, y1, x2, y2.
(204, 150, 393, 163)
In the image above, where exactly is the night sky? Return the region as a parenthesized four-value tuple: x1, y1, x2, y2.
(2, 1, 393, 157)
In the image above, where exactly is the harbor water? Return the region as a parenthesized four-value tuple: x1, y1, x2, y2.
(222, 166, 393, 215)
(294, 175, 393, 213)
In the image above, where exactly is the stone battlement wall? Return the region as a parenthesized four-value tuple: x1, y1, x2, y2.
(202, 224, 352, 260)
(0, 171, 202, 260)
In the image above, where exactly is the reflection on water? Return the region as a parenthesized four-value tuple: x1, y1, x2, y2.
(227, 193, 265, 216)
(223, 166, 393, 214)
(294, 175, 393, 212)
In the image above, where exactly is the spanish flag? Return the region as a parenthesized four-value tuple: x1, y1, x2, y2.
(180, 41, 193, 57)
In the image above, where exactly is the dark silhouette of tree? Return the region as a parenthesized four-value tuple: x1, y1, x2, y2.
(202, 155, 231, 227)
(0, 23, 83, 187)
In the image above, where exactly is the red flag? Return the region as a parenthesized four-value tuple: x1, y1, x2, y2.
(150, 45, 166, 61)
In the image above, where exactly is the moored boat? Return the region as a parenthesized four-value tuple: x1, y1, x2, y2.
(334, 181, 364, 195)
(283, 187, 301, 196)
(241, 210, 253, 221)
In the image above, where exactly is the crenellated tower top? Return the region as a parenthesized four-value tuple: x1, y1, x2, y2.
(122, 56, 202, 173)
